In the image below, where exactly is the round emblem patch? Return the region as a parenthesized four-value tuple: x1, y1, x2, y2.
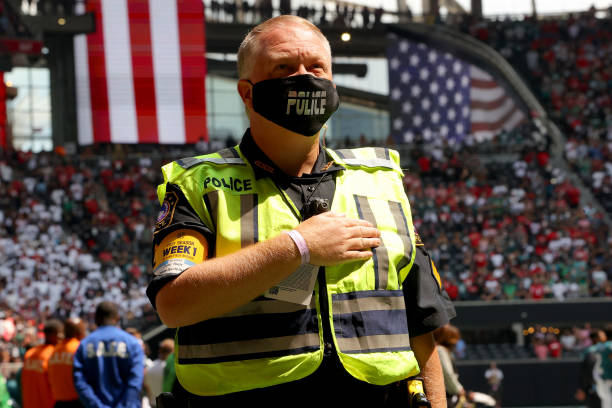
(155, 190, 179, 231)
(157, 201, 170, 223)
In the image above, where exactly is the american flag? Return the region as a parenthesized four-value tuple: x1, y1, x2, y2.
(387, 36, 526, 144)
(74, 0, 207, 145)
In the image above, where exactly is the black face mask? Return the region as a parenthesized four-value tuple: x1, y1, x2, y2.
(250, 74, 340, 136)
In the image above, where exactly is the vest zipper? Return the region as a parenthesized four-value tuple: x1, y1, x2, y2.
(317, 269, 335, 356)
(272, 180, 335, 356)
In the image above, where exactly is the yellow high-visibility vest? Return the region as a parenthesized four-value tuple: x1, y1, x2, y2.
(157, 146, 418, 395)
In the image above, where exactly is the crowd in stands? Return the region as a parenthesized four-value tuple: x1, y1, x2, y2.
(403, 126, 611, 301)
(0, 146, 169, 331)
(0, 1, 30, 37)
(455, 8, 612, 214)
(205, 0, 393, 28)
(18, 0, 76, 16)
(457, 324, 608, 361)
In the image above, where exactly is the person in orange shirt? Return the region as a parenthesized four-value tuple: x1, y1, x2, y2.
(49, 318, 87, 408)
(21, 319, 63, 408)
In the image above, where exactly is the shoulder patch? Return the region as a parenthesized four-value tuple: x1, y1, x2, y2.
(431, 259, 442, 290)
(414, 229, 424, 246)
(156, 191, 178, 230)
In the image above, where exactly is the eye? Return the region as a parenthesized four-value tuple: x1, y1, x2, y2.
(310, 63, 328, 73)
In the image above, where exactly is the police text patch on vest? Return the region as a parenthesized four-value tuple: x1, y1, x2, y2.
(203, 176, 253, 193)
(153, 229, 207, 277)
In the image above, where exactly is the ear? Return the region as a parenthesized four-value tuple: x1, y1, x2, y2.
(237, 79, 254, 110)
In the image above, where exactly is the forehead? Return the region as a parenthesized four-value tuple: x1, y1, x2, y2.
(255, 25, 330, 63)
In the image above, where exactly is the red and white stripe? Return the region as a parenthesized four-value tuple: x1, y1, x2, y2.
(469, 65, 525, 142)
(74, 0, 207, 145)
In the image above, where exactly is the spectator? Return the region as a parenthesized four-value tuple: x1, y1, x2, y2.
(143, 338, 174, 407)
(22, 319, 63, 408)
(547, 333, 563, 358)
(73, 301, 144, 408)
(434, 324, 470, 406)
(48, 318, 86, 408)
(533, 337, 549, 360)
(361, 6, 370, 29)
(576, 329, 607, 408)
(560, 328, 578, 351)
(0, 372, 11, 408)
(484, 362, 503, 408)
(279, 0, 291, 15)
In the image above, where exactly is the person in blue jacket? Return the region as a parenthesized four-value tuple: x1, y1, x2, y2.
(73, 301, 144, 408)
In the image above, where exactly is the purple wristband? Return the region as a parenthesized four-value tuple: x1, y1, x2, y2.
(285, 230, 310, 264)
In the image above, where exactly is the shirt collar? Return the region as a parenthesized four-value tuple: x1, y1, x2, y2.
(239, 129, 344, 180)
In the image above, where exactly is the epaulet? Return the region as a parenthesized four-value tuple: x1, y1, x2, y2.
(327, 147, 401, 172)
(175, 147, 246, 170)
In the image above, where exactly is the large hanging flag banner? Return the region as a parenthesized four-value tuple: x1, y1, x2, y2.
(0, 72, 6, 149)
(74, 0, 207, 145)
(387, 36, 526, 144)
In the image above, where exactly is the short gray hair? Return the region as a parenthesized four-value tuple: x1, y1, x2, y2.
(237, 15, 331, 79)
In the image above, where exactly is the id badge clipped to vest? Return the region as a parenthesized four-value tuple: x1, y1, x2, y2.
(264, 198, 329, 305)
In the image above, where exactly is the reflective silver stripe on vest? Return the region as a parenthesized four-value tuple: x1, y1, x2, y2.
(203, 190, 219, 234)
(373, 147, 391, 161)
(354, 195, 389, 290)
(336, 333, 411, 353)
(334, 149, 396, 170)
(178, 333, 321, 360)
(387, 200, 412, 274)
(332, 294, 405, 315)
(240, 194, 258, 247)
(217, 147, 240, 159)
(335, 149, 356, 159)
(176, 156, 245, 169)
(343, 158, 397, 170)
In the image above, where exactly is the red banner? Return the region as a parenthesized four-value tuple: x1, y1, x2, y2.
(0, 38, 43, 55)
(0, 72, 6, 149)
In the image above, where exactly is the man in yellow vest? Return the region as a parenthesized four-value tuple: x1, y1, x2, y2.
(147, 14, 455, 407)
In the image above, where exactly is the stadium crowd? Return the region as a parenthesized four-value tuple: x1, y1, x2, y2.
(455, 7, 612, 214)
(204, 0, 390, 28)
(401, 121, 611, 302)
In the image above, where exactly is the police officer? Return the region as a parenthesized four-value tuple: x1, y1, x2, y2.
(72, 302, 144, 408)
(147, 15, 455, 407)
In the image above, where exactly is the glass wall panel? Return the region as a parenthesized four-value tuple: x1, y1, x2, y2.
(4, 67, 52, 151)
(327, 102, 389, 148)
(205, 75, 249, 144)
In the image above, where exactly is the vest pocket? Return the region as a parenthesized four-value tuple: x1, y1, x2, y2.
(353, 196, 413, 290)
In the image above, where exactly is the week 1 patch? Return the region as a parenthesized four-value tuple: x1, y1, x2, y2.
(153, 229, 208, 277)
